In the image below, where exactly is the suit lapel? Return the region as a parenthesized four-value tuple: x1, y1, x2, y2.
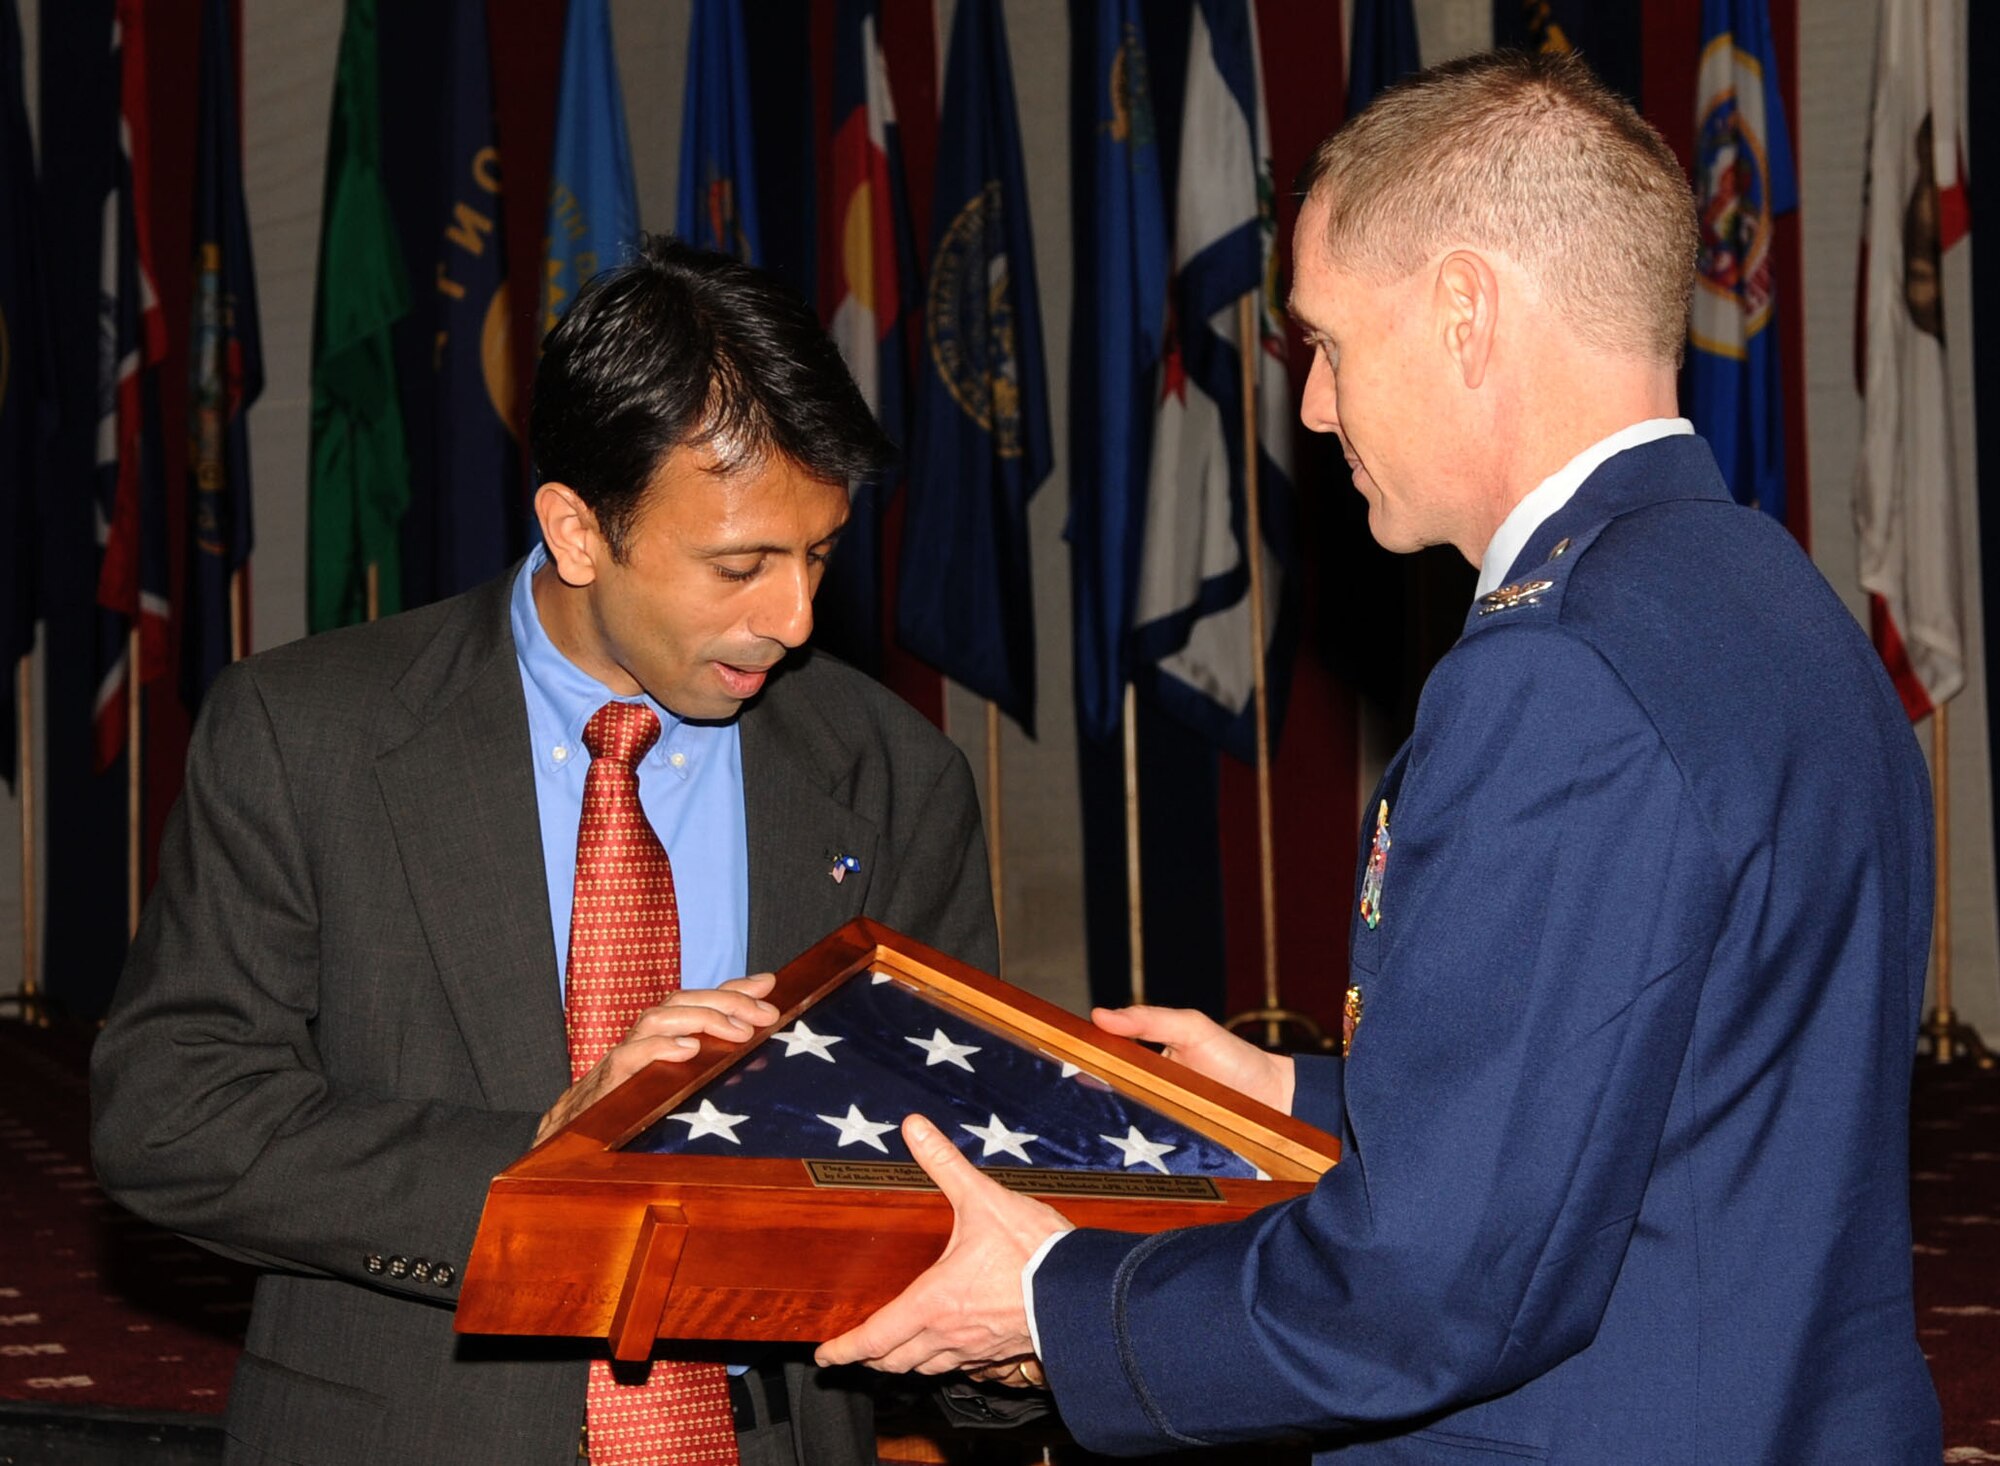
(375, 578, 570, 1110)
(739, 663, 879, 973)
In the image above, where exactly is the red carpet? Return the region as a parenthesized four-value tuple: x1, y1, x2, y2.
(1911, 1060, 2000, 1462)
(3, 1018, 1997, 1458)
(0, 1022, 252, 1417)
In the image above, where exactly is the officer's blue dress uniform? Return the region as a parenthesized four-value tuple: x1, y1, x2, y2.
(1036, 436, 1942, 1463)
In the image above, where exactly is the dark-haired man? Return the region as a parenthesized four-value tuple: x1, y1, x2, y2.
(819, 51, 1942, 1465)
(92, 236, 997, 1465)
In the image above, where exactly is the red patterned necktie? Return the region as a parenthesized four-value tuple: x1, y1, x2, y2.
(567, 701, 740, 1466)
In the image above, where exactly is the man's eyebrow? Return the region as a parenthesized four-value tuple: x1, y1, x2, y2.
(696, 525, 846, 558)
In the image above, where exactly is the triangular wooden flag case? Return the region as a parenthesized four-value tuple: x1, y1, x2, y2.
(455, 919, 1339, 1359)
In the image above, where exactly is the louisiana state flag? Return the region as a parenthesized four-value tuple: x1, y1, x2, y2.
(676, 0, 761, 264)
(895, 0, 1051, 733)
(1688, 0, 1798, 522)
(814, 0, 917, 673)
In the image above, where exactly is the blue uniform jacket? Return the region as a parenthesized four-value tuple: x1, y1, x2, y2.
(1036, 437, 1941, 1463)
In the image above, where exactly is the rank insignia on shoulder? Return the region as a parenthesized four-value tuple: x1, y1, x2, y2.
(1342, 983, 1365, 1058)
(1359, 800, 1390, 930)
(1477, 578, 1555, 616)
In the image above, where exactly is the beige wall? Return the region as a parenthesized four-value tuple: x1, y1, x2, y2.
(5, 0, 1996, 1042)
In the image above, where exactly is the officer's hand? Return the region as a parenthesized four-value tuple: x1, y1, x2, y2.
(815, 1115, 1068, 1377)
(534, 974, 780, 1144)
(1092, 1004, 1296, 1115)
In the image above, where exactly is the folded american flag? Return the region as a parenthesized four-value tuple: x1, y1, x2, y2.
(624, 972, 1259, 1180)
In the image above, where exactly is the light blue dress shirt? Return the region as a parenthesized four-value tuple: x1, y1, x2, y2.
(510, 548, 750, 996)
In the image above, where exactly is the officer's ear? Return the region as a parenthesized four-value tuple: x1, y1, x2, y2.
(1434, 249, 1499, 391)
(535, 482, 604, 589)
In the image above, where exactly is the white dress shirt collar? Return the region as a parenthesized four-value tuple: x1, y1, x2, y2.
(1474, 418, 1694, 599)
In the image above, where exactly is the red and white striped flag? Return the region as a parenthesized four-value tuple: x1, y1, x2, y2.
(91, 0, 170, 769)
(1855, 0, 1970, 721)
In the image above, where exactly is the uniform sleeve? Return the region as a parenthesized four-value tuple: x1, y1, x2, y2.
(89, 663, 539, 1297)
(1034, 626, 1725, 1454)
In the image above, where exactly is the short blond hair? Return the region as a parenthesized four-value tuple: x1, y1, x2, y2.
(1301, 51, 1697, 365)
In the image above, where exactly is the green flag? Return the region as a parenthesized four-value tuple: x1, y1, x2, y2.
(308, 0, 410, 632)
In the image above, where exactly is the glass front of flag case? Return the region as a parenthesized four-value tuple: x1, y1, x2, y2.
(455, 920, 1338, 1356)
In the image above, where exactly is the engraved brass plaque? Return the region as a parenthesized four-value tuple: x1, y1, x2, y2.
(805, 1158, 1224, 1201)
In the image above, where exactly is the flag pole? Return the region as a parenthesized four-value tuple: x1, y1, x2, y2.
(1239, 294, 1279, 1042)
(1921, 704, 1995, 1067)
(985, 698, 1005, 972)
(1221, 295, 1327, 1053)
(125, 628, 142, 940)
(1123, 683, 1145, 1004)
(15, 656, 42, 1026)
(229, 567, 246, 661)
(365, 562, 381, 623)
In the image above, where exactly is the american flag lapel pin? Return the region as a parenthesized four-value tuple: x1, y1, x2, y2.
(827, 852, 860, 884)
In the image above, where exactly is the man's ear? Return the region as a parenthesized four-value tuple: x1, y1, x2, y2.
(1435, 250, 1499, 391)
(534, 482, 603, 588)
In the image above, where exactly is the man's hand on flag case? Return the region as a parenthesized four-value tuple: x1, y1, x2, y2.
(1092, 1004, 1297, 1116)
(815, 1113, 1069, 1376)
(534, 974, 781, 1144)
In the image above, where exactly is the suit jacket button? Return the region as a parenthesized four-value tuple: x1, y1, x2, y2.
(387, 1256, 410, 1279)
(364, 1254, 385, 1274)
(411, 1260, 431, 1281)
(432, 1264, 455, 1287)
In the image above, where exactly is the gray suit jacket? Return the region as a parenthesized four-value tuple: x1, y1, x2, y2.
(90, 572, 998, 1464)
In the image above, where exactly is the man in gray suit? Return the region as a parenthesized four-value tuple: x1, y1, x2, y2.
(91, 237, 997, 1465)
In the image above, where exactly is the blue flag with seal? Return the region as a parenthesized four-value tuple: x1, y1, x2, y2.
(185, 0, 263, 710)
(896, 0, 1051, 733)
(676, 0, 762, 264)
(1689, 0, 1797, 522)
(1067, 0, 1167, 746)
(1134, 0, 1296, 761)
(1348, 0, 1420, 116)
(0, 0, 46, 787)
(428, 0, 520, 600)
(544, 0, 639, 330)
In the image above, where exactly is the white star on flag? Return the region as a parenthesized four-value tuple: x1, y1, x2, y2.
(961, 1113, 1039, 1164)
(817, 1103, 898, 1153)
(1101, 1124, 1177, 1174)
(669, 1099, 750, 1144)
(1059, 1061, 1082, 1079)
(905, 1027, 981, 1072)
(771, 1020, 843, 1062)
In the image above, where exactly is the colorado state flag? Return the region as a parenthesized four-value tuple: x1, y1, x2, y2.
(814, 0, 917, 673)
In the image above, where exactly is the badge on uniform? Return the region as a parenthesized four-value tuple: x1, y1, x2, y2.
(1359, 799, 1390, 930)
(1476, 578, 1554, 617)
(1341, 983, 1365, 1058)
